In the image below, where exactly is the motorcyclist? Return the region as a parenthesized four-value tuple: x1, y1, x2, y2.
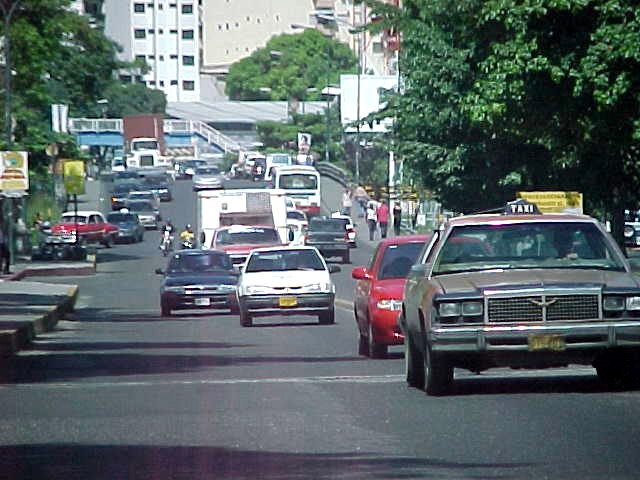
(179, 224, 195, 248)
(159, 219, 175, 249)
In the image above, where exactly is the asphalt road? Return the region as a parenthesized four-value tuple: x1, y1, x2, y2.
(2, 177, 640, 479)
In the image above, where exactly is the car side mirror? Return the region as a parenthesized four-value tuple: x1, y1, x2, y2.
(288, 229, 295, 242)
(351, 266, 371, 280)
(409, 264, 428, 276)
(155, 268, 164, 274)
(328, 264, 341, 274)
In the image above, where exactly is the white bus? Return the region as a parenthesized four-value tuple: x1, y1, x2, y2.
(273, 165, 321, 218)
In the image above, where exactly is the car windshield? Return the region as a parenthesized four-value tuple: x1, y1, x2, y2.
(308, 219, 345, 233)
(378, 242, 425, 280)
(168, 252, 233, 273)
(107, 213, 137, 223)
(113, 183, 141, 193)
(245, 249, 325, 272)
(269, 154, 290, 164)
(127, 200, 154, 212)
(433, 221, 626, 274)
(195, 166, 220, 175)
(279, 173, 318, 190)
(215, 227, 280, 245)
(143, 176, 168, 186)
(287, 211, 306, 221)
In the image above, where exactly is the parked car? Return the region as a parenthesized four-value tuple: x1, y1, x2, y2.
(303, 217, 351, 263)
(236, 246, 340, 327)
(156, 249, 239, 317)
(352, 235, 431, 358)
(400, 200, 640, 395)
(125, 200, 159, 229)
(211, 225, 286, 268)
(49, 210, 119, 248)
(192, 165, 224, 191)
(107, 211, 145, 244)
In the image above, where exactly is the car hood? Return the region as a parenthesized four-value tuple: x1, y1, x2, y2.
(435, 269, 640, 294)
(372, 278, 407, 299)
(164, 272, 237, 287)
(218, 243, 284, 254)
(242, 270, 330, 287)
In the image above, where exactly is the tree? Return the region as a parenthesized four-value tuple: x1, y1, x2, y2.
(226, 29, 358, 101)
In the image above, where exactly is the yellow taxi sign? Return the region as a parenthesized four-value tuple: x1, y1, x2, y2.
(516, 191, 583, 214)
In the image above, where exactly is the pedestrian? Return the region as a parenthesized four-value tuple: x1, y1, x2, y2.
(393, 202, 402, 236)
(377, 199, 390, 239)
(354, 185, 368, 218)
(0, 225, 10, 274)
(341, 187, 353, 217)
(366, 201, 378, 241)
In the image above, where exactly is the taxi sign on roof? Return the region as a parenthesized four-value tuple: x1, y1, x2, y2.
(504, 199, 541, 215)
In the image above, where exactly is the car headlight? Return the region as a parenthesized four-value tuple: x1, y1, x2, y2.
(438, 301, 483, 317)
(163, 286, 184, 293)
(377, 299, 402, 311)
(624, 226, 635, 238)
(245, 285, 272, 295)
(626, 297, 640, 311)
(303, 282, 332, 293)
(217, 285, 237, 293)
(603, 296, 625, 311)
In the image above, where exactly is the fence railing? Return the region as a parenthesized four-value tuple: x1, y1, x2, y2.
(315, 161, 350, 187)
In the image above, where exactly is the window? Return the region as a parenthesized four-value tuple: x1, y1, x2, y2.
(158, 28, 163, 34)
(134, 29, 146, 39)
(159, 55, 164, 61)
(170, 80, 178, 85)
(183, 80, 195, 91)
(159, 81, 165, 86)
(149, 80, 156, 86)
(148, 29, 155, 34)
(182, 55, 195, 66)
(147, 55, 155, 60)
(170, 29, 177, 34)
(135, 54, 146, 62)
(182, 29, 194, 40)
(170, 54, 178, 59)
(181, 4, 193, 13)
(225, 23, 229, 30)
(134, 3, 145, 13)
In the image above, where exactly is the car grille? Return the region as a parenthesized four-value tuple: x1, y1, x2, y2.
(488, 294, 599, 323)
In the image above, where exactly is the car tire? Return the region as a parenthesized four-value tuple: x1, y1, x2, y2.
(424, 344, 453, 396)
(368, 321, 387, 359)
(319, 307, 335, 325)
(240, 307, 253, 327)
(405, 334, 425, 389)
(160, 300, 172, 317)
(358, 333, 369, 356)
(229, 299, 240, 315)
(102, 236, 112, 248)
(595, 350, 640, 388)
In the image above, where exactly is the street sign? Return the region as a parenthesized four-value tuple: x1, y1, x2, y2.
(62, 159, 86, 195)
(517, 191, 583, 214)
(0, 151, 29, 193)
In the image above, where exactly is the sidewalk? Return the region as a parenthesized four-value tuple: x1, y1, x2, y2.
(0, 254, 95, 357)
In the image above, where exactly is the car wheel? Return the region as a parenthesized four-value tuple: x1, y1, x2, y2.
(319, 307, 335, 325)
(239, 307, 253, 327)
(160, 300, 172, 317)
(595, 350, 640, 388)
(102, 236, 112, 248)
(358, 333, 369, 356)
(405, 334, 425, 389)
(368, 321, 387, 359)
(229, 299, 240, 315)
(424, 344, 453, 396)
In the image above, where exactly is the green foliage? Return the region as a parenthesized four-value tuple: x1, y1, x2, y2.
(226, 30, 358, 101)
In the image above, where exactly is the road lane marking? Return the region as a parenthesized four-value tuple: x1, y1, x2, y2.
(0, 374, 405, 390)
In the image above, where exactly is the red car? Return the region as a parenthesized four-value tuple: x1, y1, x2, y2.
(352, 234, 432, 358)
(210, 225, 286, 268)
(49, 210, 119, 248)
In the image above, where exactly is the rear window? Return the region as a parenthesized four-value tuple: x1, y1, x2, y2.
(308, 219, 345, 233)
(168, 252, 233, 273)
(287, 211, 306, 221)
(61, 215, 88, 224)
(378, 242, 425, 279)
(107, 213, 137, 223)
(215, 227, 280, 245)
(278, 173, 318, 190)
(196, 166, 220, 175)
(245, 249, 325, 272)
(127, 200, 154, 211)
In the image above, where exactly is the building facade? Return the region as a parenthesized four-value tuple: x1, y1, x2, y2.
(104, 0, 201, 102)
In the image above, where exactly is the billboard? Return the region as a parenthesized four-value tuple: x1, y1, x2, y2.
(517, 191, 583, 214)
(0, 151, 28, 193)
(63, 159, 86, 195)
(340, 75, 398, 134)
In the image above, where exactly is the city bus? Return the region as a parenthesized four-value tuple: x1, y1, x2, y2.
(273, 165, 321, 217)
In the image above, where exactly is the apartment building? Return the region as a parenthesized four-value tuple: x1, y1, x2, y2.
(104, 0, 200, 102)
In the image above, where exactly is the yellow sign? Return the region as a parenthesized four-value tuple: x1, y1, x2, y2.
(517, 191, 583, 214)
(63, 160, 86, 195)
(0, 151, 29, 192)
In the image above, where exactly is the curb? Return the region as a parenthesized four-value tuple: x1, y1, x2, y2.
(5, 254, 96, 281)
(0, 284, 78, 357)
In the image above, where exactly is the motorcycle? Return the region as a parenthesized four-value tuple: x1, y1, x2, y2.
(180, 239, 194, 250)
(160, 231, 174, 256)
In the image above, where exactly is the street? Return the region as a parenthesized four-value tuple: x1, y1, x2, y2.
(1, 178, 640, 479)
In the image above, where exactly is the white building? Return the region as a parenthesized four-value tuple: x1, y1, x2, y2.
(104, 0, 200, 102)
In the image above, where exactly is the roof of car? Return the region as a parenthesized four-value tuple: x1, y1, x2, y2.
(446, 213, 597, 227)
(62, 210, 102, 216)
(377, 234, 432, 247)
(172, 249, 228, 256)
(248, 245, 319, 254)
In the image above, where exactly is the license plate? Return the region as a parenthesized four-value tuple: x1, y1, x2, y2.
(279, 296, 298, 307)
(528, 334, 565, 352)
(195, 298, 211, 306)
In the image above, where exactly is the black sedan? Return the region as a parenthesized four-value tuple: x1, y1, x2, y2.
(303, 217, 351, 263)
(156, 249, 239, 317)
(106, 211, 145, 243)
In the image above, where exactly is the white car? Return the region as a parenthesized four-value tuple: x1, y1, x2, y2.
(330, 211, 357, 247)
(192, 165, 224, 191)
(286, 210, 308, 245)
(236, 246, 340, 327)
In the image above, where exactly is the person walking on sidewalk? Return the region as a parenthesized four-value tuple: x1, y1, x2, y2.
(393, 202, 402, 236)
(366, 200, 378, 241)
(377, 200, 390, 239)
(341, 187, 353, 217)
(0, 225, 10, 274)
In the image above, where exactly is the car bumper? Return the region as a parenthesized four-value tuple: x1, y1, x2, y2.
(429, 321, 640, 353)
(307, 243, 349, 256)
(116, 230, 137, 241)
(370, 308, 404, 345)
(162, 291, 237, 311)
(240, 293, 334, 317)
